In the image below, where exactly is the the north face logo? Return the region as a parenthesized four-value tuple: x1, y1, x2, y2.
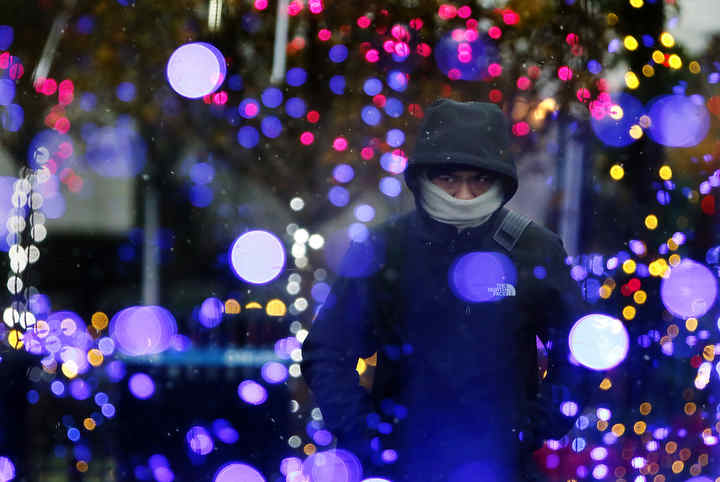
(488, 283, 516, 297)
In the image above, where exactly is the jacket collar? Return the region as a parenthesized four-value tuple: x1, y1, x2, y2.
(410, 204, 508, 243)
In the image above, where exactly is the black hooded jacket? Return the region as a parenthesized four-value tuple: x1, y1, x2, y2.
(302, 100, 596, 481)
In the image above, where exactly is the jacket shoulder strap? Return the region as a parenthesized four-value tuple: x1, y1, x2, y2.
(493, 207, 532, 253)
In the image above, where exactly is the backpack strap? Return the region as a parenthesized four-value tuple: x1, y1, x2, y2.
(493, 207, 532, 253)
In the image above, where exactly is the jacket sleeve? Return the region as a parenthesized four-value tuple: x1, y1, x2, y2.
(531, 234, 600, 444)
(301, 240, 381, 459)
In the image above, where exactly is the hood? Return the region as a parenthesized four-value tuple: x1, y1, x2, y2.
(404, 98, 518, 203)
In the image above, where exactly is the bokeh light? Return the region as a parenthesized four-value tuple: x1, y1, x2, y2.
(229, 230, 285, 284)
(128, 373, 155, 399)
(186, 426, 214, 455)
(569, 314, 629, 370)
(214, 462, 265, 482)
(661, 259, 717, 318)
(110, 306, 177, 356)
(590, 93, 644, 147)
(166, 42, 226, 99)
(237, 380, 267, 405)
(646, 94, 710, 147)
(449, 251, 517, 303)
(302, 449, 362, 482)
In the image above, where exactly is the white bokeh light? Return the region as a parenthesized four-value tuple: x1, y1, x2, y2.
(229, 230, 285, 284)
(569, 314, 629, 371)
(166, 42, 226, 99)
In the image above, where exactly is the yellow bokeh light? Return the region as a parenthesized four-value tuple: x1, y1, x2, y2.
(599, 285, 612, 299)
(600, 377, 612, 390)
(356, 358, 367, 375)
(303, 443, 316, 456)
(703, 344, 715, 361)
(8, 330, 23, 349)
(625, 71, 640, 89)
(83, 418, 96, 431)
(668, 54, 682, 69)
(634, 421, 647, 434)
(224, 299, 241, 314)
(62, 360, 79, 379)
(633, 290, 647, 304)
(652, 50, 665, 63)
(642, 64, 655, 77)
(645, 214, 658, 230)
(639, 402, 652, 415)
(684, 402, 697, 415)
(666, 441, 678, 453)
(659, 165, 672, 180)
(668, 254, 681, 266)
(76, 461, 89, 473)
(667, 239, 678, 251)
(623, 305, 636, 320)
(607, 13, 619, 26)
(87, 349, 104, 367)
(622, 259, 636, 274)
(660, 32, 675, 48)
(610, 164, 625, 180)
(612, 423, 626, 436)
(624, 36, 639, 51)
(597, 420, 609, 431)
(685, 318, 698, 332)
(671, 461, 684, 474)
(91, 312, 109, 331)
(689, 61, 701, 74)
(629, 124, 643, 139)
(609, 105, 624, 120)
(245, 301, 262, 310)
(629, 0, 644, 7)
(266, 299, 287, 317)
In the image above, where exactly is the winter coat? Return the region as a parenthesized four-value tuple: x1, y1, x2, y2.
(301, 205, 595, 481)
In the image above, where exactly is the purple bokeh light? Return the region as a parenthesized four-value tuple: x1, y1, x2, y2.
(69, 379, 91, 400)
(128, 373, 155, 400)
(237, 380, 267, 405)
(110, 306, 177, 356)
(569, 314, 629, 370)
(302, 449, 361, 482)
(186, 426, 214, 456)
(328, 186, 350, 207)
(166, 42, 226, 99)
(0, 456, 15, 482)
(261, 361, 288, 384)
(229, 230, 285, 284)
(333, 164, 354, 183)
(213, 462, 265, 482)
(449, 251, 517, 303)
(198, 297, 224, 328)
(379, 177, 402, 197)
(661, 259, 717, 318)
(647, 94, 710, 147)
(212, 419, 239, 444)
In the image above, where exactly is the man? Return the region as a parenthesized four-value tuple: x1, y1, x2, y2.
(301, 99, 595, 481)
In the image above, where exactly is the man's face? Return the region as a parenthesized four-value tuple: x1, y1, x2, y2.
(428, 168, 497, 200)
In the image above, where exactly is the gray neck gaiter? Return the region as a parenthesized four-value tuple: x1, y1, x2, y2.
(418, 171, 504, 231)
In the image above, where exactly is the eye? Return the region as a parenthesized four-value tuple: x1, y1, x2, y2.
(436, 175, 455, 183)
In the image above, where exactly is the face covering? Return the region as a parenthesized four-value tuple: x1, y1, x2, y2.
(418, 170, 504, 231)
